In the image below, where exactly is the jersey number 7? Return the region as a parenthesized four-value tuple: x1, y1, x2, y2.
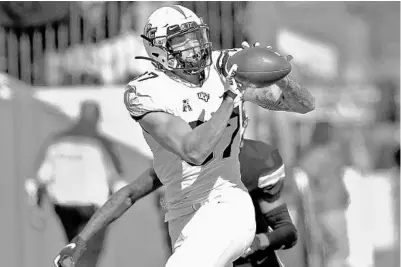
(188, 113, 240, 166)
(135, 71, 159, 82)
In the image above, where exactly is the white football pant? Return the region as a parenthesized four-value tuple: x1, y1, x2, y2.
(166, 187, 256, 267)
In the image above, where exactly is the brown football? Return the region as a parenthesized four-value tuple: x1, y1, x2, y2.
(226, 47, 292, 87)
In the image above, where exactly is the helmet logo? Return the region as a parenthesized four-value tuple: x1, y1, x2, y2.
(167, 24, 181, 35)
(181, 21, 197, 30)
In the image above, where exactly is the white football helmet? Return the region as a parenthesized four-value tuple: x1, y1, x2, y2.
(137, 5, 212, 74)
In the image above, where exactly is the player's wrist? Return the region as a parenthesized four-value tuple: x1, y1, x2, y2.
(72, 235, 88, 248)
(256, 233, 270, 250)
(223, 90, 238, 100)
(275, 76, 290, 90)
(54, 235, 88, 267)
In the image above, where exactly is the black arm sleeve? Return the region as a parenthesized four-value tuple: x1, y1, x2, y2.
(263, 204, 298, 250)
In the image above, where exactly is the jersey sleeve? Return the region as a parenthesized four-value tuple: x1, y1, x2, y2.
(256, 142, 286, 203)
(257, 147, 285, 189)
(240, 139, 286, 191)
(37, 147, 54, 184)
(124, 79, 171, 120)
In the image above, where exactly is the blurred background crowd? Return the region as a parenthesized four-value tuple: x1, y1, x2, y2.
(0, 2, 399, 267)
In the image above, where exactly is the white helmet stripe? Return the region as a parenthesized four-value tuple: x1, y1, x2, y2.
(171, 5, 188, 19)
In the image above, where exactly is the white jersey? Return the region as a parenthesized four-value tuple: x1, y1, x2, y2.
(124, 50, 246, 217)
(37, 135, 119, 207)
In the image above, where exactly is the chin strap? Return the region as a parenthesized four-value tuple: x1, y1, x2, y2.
(134, 56, 157, 64)
(134, 56, 164, 70)
(140, 34, 152, 43)
(137, 34, 164, 68)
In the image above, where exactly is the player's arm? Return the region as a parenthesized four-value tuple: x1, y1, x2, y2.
(53, 167, 162, 267)
(126, 67, 241, 166)
(276, 76, 315, 113)
(256, 146, 297, 251)
(79, 167, 162, 242)
(243, 77, 315, 114)
(255, 192, 298, 251)
(240, 140, 297, 255)
(241, 195, 297, 264)
(137, 100, 234, 165)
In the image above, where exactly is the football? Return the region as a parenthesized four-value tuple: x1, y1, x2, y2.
(226, 47, 292, 88)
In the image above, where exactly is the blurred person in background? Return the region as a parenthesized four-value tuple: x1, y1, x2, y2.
(345, 125, 399, 267)
(393, 147, 400, 267)
(373, 78, 400, 267)
(298, 121, 350, 267)
(340, 128, 375, 267)
(25, 100, 127, 267)
(373, 79, 400, 170)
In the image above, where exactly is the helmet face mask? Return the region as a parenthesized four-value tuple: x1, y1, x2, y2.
(141, 5, 213, 76)
(166, 24, 212, 74)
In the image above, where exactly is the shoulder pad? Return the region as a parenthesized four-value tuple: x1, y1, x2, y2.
(241, 139, 283, 165)
(124, 71, 171, 119)
(240, 139, 285, 189)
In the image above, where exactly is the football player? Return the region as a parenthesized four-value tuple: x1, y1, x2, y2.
(234, 140, 296, 267)
(55, 4, 313, 267)
(53, 139, 297, 267)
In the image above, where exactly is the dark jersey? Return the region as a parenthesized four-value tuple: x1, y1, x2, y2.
(235, 139, 286, 267)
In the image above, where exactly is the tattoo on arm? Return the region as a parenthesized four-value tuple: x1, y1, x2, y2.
(250, 87, 290, 111)
(248, 76, 315, 113)
(276, 76, 315, 113)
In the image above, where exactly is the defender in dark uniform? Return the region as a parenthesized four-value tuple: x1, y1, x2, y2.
(234, 139, 297, 267)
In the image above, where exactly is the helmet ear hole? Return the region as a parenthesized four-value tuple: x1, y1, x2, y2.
(168, 59, 178, 68)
